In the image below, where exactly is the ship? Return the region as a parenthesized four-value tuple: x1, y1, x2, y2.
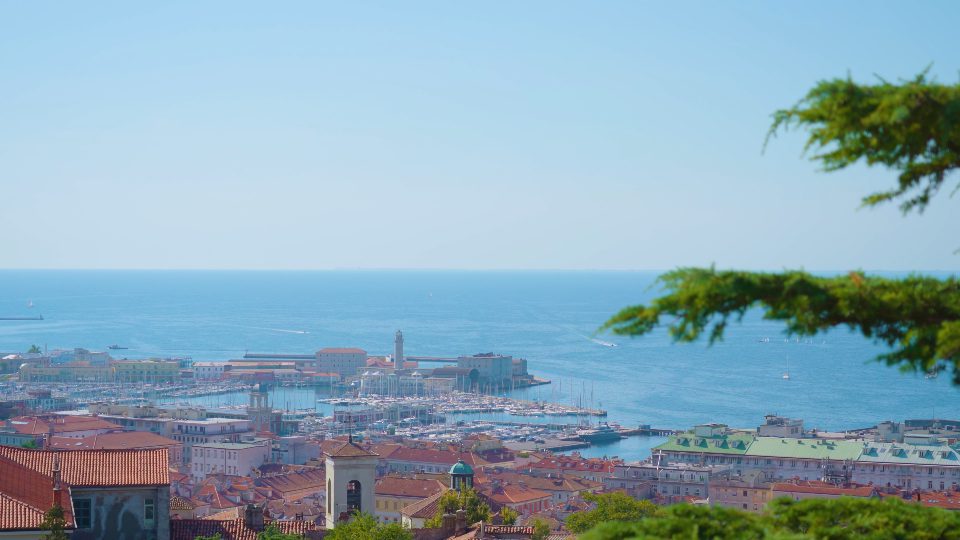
(576, 422, 623, 443)
(108, 345, 129, 350)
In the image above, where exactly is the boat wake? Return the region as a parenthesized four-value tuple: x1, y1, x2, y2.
(249, 327, 309, 335)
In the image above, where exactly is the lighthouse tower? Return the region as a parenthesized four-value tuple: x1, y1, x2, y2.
(394, 330, 404, 365)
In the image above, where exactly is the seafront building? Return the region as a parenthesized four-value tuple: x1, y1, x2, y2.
(654, 422, 960, 490)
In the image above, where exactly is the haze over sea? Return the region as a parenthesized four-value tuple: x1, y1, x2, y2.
(1, 270, 956, 460)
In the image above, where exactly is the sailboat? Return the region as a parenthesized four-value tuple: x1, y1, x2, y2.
(27, 300, 34, 308)
(782, 356, 791, 380)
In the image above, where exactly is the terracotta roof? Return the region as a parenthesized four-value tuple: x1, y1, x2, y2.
(375, 476, 446, 499)
(400, 488, 449, 519)
(9, 415, 122, 435)
(479, 483, 552, 505)
(376, 444, 485, 466)
(324, 439, 378, 458)
(49, 431, 180, 451)
(257, 469, 325, 498)
(0, 446, 169, 487)
(0, 454, 74, 531)
(772, 481, 876, 497)
(170, 495, 195, 511)
(170, 518, 318, 540)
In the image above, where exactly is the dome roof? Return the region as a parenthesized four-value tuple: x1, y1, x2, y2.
(449, 459, 474, 476)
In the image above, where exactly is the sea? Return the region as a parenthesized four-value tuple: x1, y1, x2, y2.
(0, 269, 956, 462)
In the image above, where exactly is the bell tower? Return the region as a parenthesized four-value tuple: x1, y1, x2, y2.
(325, 438, 378, 528)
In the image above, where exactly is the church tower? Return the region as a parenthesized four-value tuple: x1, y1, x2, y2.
(325, 438, 378, 528)
(394, 330, 404, 365)
(449, 459, 474, 492)
(248, 383, 272, 433)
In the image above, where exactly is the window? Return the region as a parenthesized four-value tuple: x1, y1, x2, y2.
(74, 498, 92, 528)
(144, 498, 155, 527)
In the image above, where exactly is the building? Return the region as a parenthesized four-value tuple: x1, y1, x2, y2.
(112, 360, 181, 383)
(394, 330, 404, 364)
(478, 481, 552, 516)
(193, 362, 227, 380)
(324, 438, 378, 528)
(709, 473, 774, 513)
(316, 348, 368, 380)
(190, 439, 271, 481)
(457, 353, 514, 391)
(19, 364, 113, 383)
(374, 476, 446, 523)
(0, 446, 171, 540)
(170, 503, 319, 540)
(758, 415, 807, 438)
(655, 421, 960, 490)
(170, 418, 252, 462)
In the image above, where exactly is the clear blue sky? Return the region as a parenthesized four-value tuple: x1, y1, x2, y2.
(1, 1, 958, 270)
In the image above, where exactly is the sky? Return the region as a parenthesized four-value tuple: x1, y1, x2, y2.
(1, 1, 958, 271)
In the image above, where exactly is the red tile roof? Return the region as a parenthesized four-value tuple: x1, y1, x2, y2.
(479, 483, 552, 505)
(49, 431, 180, 451)
(374, 444, 485, 466)
(772, 481, 876, 498)
(375, 476, 446, 499)
(170, 518, 318, 540)
(0, 446, 169, 487)
(400, 488, 449, 519)
(0, 454, 75, 532)
(9, 415, 122, 435)
(324, 439, 378, 458)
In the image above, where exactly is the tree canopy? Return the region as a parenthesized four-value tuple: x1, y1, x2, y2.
(323, 512, 412, 540)
(566, 491, 660, 534)
(579, 497, 960, 540)
(767, 71, 960, 214)
(424, 488, 491, 528)
(604, 71, 960, 385)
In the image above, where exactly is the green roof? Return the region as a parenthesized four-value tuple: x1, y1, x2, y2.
(654, 431, 753, 455)
(450, 459, 474, 475)
(857, 442, 960, 466)
(745, 437, 863, 460)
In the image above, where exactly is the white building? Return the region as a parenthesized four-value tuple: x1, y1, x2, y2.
(325, 439, 378, 528)
(193, 362, 226, 380)
(316, 348, 368, 380)
(170, 418, 251, 462)
(190, 439, 271, 480)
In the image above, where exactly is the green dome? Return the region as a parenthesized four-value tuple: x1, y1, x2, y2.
(449, 459, 474, 476)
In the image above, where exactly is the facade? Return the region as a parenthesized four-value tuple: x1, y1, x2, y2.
(193, 362, 227, 380)
(605, 461, 717, 502)
(112, 360, 180, 383)
(710, 473, 774, 513)
(316, 348, 368, 380)
(190, 439, 271, 481)
(170, 418, 251, 462)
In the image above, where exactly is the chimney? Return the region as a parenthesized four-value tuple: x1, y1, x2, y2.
(455, 509, 467, 534)
(244, 503, 264, 531)
(52, 453, 63, 509)
(441, 512, 456, 535)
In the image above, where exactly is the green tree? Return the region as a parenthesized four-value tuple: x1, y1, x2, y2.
(565, 492, 660, 534)
(604, 72, 960, 384)
(530, 517, 551, 540)
(27, 344, 42, 354)
(40, 505, 69, 540)
(500, 506, 519, 526)
(193, 535, 222, 540)
(256, 523, 304, 540)
(579, 497, 960, 540)
(324, 512, 413, 540)
(424, 488, 491, 528)
(21, 439, 39, 449)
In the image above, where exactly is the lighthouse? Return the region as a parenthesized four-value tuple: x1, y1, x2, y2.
(394, 330, 404, 365)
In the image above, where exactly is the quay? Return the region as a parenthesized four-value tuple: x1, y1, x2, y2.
(504, 438, 591, 453)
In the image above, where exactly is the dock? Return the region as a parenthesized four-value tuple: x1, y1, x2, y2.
(504, 438, 591, 453)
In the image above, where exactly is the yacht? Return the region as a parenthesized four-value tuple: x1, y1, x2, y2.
(576, 422, 622, 443)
